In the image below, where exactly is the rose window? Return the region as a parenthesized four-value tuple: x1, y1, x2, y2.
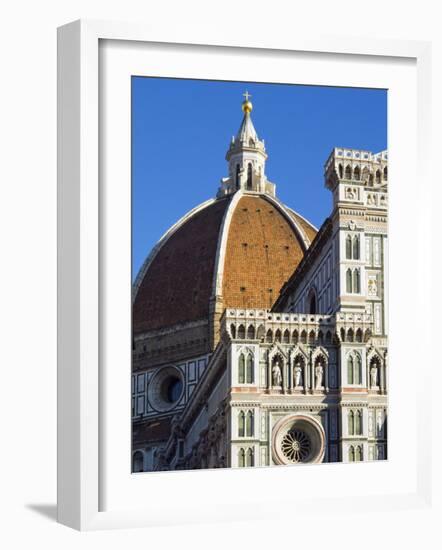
(272, 414, 326, 465)
(281, 428, 311, 463)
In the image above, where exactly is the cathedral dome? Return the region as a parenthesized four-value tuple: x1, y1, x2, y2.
(133, 191, 317, 336)
(133, 94, 317, 343)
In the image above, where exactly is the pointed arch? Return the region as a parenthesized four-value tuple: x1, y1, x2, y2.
(347, 355, 354, 384)
(246, 353, 254, 383)
(283, 329, 290, 344)
(246, 448, 254, 467)
(383, 166, 388, 181)
(346, 268, 353, 293)
(292, 329, 299, 344)
(247, 325, 255, 340)
(247, 162, 253, 189)
(265, 329, 273, 343)
(348, 410, 355, 435)
(230, 324, 236, 339)
(355, 328, 363, 342)
(325, 330, 332, 345)
(238, 448, 245, 467)
(355, 445, 363, 462)
(300, 330, 307, 344)
(238, 353, 245, 384)
(355, 353, 362, 384)
(275, 329, 281, 342)
(308, 287, 317, 314)
(369, 173, 374, 186)
(354, 165, 360, 180)
(235, 163, 241, 189)
(353, 234, 360, 259)
(346, 234, 352, 259)
(237, 324, 245, 339)
(345, 165, 352, 179)
(347, 328, 354, 342)
(338, 164, 343, 178)
(238, 411, 245, 437)
(256, 324, 265, 341)
(362, 166, 369, 181)
(318, 330, 324, 345)
(308, 330, 316, 345)
(375, 169, 381, 184)
(246, 410, 254, 437)
(353, 269, 360, 293)
(348, 446, 355, 462)
(355, 410, 362, 435)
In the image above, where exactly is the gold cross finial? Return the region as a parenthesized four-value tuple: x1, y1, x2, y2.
(242, 91, 253, 113)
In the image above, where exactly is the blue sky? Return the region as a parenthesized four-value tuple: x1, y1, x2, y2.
(132, 78, 387, 278)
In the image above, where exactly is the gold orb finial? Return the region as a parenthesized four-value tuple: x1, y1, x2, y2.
(242, 90, 253, 114)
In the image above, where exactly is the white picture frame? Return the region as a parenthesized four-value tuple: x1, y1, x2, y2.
(57, 19, 435, 531)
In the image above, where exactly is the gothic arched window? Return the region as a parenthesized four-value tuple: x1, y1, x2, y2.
(348, 446, 355, 462)
(283, 329, 290, 344)
(292, 330, 299, 344)
(275, 329, 281, 342)
(338, 164, 343, 178)
(247, 163, 252, 189)
(247, 325, 255, 340)
(238, 448, 245, 467)
(238, 411, 245, 437)
(132, 451, 144, 473)
(354, 165, 360, 180)
(355, 445, 363, 462)
(355, 354, 362, 384)
(238, 353, 245, 384)
(300, 330, 307, 344)
(345, 165, 352, 180)
(235, 164, 240, 189)
(346, 269, 353, 293)
(246, 448, 254, 467)
(230, 324, 236, 339)
(238, 324, 245, 339)
(265, 329, 273, 343)
(353, 235, 360, 259)
(353, 269, 360, 293)
(348, 356, 354, 385)
(346, 235, 352, 259)
(348, 410, 355, 435)
(383, 166, 388, 181)
(376, 169, 381, 184)
(246, 354, 254, 384)
(246, 411, 254, 437)
(356, 410, 362, 435)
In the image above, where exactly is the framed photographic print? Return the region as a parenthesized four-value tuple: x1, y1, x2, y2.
(57, 20, 433, 531)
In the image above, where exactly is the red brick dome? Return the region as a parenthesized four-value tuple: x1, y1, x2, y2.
(133, 192, 317, 337)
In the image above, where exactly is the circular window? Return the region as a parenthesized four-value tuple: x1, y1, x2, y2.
(148, 367, 184, 412)
(272, 414, 325, 465)
(160, 376, 183, 404)
(281, 428, 311, 463)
